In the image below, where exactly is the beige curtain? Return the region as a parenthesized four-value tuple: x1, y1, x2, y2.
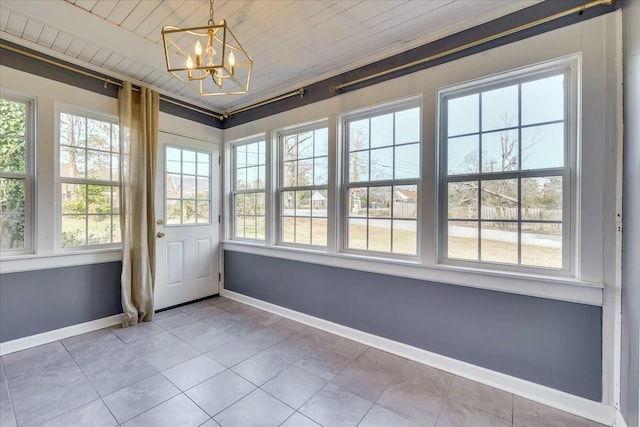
(119, 82, 159, 327)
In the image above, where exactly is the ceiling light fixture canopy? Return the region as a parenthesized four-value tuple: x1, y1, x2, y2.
(161, 0, 252, 96)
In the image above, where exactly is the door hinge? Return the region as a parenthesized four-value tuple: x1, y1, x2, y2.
(218, 273, 221, 282)
(218, 214, 221, 223)
(218, 156, 221, 165)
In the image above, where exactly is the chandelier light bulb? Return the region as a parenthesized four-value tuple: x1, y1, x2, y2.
(195, 40, 203, 56)
(228, 50, 235, 66)
(186, 54, 194, 69)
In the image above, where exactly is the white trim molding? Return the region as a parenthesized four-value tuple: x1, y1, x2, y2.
(0, 313, 123, 356)
(614, 410, 629, 427)
(0, 249, 122, 274)
(221, 289, 616, 426)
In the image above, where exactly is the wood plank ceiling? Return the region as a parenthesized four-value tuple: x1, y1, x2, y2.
(0, 0, 540, 113)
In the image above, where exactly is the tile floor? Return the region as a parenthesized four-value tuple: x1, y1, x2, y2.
(0, 297, 606, 427)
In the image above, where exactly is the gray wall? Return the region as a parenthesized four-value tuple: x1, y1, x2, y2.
(622, 0, 640, 425)
(224, 251, 602, 401)
(0, 262, 122, 343)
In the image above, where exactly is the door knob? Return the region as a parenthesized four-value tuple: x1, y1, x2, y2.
(157, 232, 165, 238)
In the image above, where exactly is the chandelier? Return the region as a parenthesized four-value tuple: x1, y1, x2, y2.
(161, 0, 252, 96)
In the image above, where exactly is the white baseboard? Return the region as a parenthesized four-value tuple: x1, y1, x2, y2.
(221, 289, 616, 426)
(615, 410, 630, 427)
(0, 314, 123, 356)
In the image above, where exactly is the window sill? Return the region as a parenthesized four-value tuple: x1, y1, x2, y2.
(0, 248, 122, 274)
(222, 240, 603, 306)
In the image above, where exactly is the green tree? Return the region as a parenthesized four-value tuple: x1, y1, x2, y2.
(0, 98, 27, 250)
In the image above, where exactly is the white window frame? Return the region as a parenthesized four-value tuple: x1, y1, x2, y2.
(0, 92, 36, 256)
(437, 56, 578, 277)
(276, 121, 329, 248)
(340, 98, 422, 259)
(231, 136, 267, 241)
(56, 106, 121, 251)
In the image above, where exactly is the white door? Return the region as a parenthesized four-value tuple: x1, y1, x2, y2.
(154, 131, 220, 310)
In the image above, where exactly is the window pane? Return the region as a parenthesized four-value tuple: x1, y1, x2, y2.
(62, 215, 86, 247)
(448, 181, 478, 219)
(0, 137, 26, 172)
(112, 216, 121, 243)
(62, 183, 86, 214)
(521, 222, 562, 268)
(166, 147, 181, 173)
(393, 185, 417, 219)
(111, 125, 120, 153)
(295, 217, 311, 245)
(348, 218, 367, 250)
(481, 179, 518, 220)
(183, 200, 196, 224)
(197, 201, 209, 223)
(111, 154, 119, 181)
(256, 216, 266, 240)
(297, 132, 313, 159)
(371, 113, 393, 148)
(295, 190, 311, 217)
(522, 177, 562, 220)
(297, 158, 313, 186)
(87, 185, 112, 215)
(284, 135, 298, 161)
(245, 193, 256, 215)
(0, 178, 25, 249)
(311, 219, 327, 246)
(282, 217, 295, 243)
(236, 167, 246, 189)
(480, 221, 518, 264)
(368, 186, 391, 218)
(395, 107, 420, 144)
(313, 157, 328, 186)
(88, 215, 112, 244)
(256, 192, 265, 217)
(522, 123, 564, 170)
(311, 189, 327, 217)
(235, 216, 245, 238)
(197, 177, 210, 200)
(392, 220, 417, 255)
(284, 161, 296, 187)
(369, 219, 391, 252)
(87, 119, 111, 151)
(522, 74, 564, 125)
(282, 191, 294, 216)
(246, 166, 258, 189)
(481, 130, 518, 172)
(60, 146, 86, 178)
(481, 85, 518, 131)
(447, 135, 479, 175)
(236, 144, 247, 168)
(448, 94, 479, 137)
(349, 119, 369, 151)
(182, 150, 196, 175)
(349, 151, 369, 182)
(246, 142, 258, 165)
(166, 200, 181, 224)
(166, 173, 181, 198)
(394, 143, 419, 179)
(448, 221, 478, 260)
(60, 113, 85, 147)
(112, 187, 120, 214)
(258, 141, 266, 165)
(235, 194, 245, 215)
(314, 128, 328, 156)
(370, 147, 393, 181)
(197, 152, 210, 176)
(182, 175, 196, 199)
(348, 187, 366, 216)
(0, 98, 26, 136)
(86, 149, 111, 180)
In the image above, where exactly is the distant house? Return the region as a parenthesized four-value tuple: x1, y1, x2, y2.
(312, 191, 326, 209)
(394, 189, 417, 217)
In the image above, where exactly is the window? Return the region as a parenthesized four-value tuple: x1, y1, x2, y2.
(165, 146, 211, 225)
(279, 125, 328, 246)
(59, 110, 120, 247)
(0, 95, 34, 253)
(344, 102, 420, 255)
(440, 65, 572, 271)
(232, 139, 266, 240)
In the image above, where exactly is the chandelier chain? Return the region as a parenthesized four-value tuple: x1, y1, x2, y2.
(208, 0, 214, 25)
